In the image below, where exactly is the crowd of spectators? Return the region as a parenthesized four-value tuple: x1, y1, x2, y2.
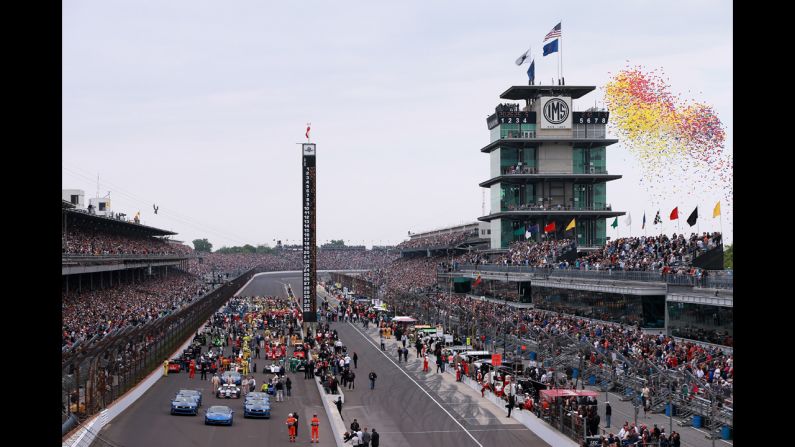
(62, 271, 211, 350)
(63, 226, 193, 256)
(393, 290, 733, 402)
(396, 230, 475, 250)
(185, 250, 400, 277)
(577, 232, 722, 272)
(449, 232, 723, 273)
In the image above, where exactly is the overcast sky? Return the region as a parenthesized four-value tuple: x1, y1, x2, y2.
(62, 0, 732, 249)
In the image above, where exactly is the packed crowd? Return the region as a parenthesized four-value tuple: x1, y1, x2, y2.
(63, 226, 192, 256)
(395, 290, 733, 402)
(448, 232, 723, 273)
(62, 271, 211, 350)
(185, 250, 399, 278)
(396, 230, 475, 250)
(361, 256, 445, 299)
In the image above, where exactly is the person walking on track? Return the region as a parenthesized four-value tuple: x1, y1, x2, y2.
(286, 413, 297, 442)
(353, 352, 358, 369)
(370, 429, 379, 447)
(369, 371, 377, 389)
(311, 414, 320, 443)
(163, 359, 169, 377)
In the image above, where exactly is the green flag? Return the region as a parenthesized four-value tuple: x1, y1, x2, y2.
(610, 217, 618, 229)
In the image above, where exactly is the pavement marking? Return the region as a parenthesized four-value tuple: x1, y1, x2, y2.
(377, 429, 531, 434)
(347, 322, 484, 447)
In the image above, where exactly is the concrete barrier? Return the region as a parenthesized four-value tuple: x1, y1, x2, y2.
(314, 377, 346, 447)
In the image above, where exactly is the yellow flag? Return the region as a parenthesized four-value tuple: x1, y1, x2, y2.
(713, 201, 721, 218)
(565, 218, 576, 231)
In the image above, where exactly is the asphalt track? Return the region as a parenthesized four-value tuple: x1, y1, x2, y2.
(95, 273, 334, 447)
(322, 289, 551, 447)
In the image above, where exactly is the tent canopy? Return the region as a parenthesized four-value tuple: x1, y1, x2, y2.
(393, 316, 417, 323)
(540, 389, 600, 401)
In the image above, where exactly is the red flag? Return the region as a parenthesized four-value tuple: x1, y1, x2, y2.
(472, 274, 482, 287)
(670, 207, 679, 220)
(305, 124, 311, 139)
(544, 222, 556, 233)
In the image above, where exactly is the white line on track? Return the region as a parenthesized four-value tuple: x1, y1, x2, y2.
(347, 322, 484, 447)
(376, 429, 530, 434)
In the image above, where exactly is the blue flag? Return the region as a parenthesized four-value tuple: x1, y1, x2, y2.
(527, 60, 535, 84)
(543, 39, 559, 56)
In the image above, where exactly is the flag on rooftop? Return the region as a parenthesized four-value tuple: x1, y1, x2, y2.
(543, 39, 559, 56)
(515, 47, 531, 65)
(687, 207, 698, 227)
(544, 22, 561, 41)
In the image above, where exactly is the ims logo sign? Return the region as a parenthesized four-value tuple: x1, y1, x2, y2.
(543, 98, 570, 125)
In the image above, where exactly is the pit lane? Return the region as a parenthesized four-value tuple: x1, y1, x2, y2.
(94, 272, 334, 447)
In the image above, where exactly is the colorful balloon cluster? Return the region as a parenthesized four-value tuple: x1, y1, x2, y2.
(602, 66, 732, 204)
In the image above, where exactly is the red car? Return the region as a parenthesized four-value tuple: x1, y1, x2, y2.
(292, 344, 306, 359)
(267, 344, 285, 360)
(168, 360, 182, 373)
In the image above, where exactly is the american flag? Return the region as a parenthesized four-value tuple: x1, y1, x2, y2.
(544, 22, 561, 41)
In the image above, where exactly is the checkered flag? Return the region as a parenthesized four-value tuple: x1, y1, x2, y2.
(653, 210, 661, 225)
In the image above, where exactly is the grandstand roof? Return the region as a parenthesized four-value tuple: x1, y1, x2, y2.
(480, 173, 622, 188)
(408, 222, 479, 240)
(480, 137, 619, 153)
(64, 208, 176, 236)
(500, 85, 596, 100)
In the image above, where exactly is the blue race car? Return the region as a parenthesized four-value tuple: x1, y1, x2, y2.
(220, 371, 242, 385)
(243, 399, 271, 418)
(205, 405, 234, 426)
(176, 389, 202, 406)
(244, 392, 270, 404)
(170, 396, 198, 415)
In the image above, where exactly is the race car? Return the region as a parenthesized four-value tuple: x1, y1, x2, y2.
(243, 399, 271, 418)
(292, 344, 307, 360)
(170, 396, 198, 415)
(216, 384, 242, 399)
(220, 370, 242, 385)
(204, 405, 234, 426)
(245, 392, 270, 404)
(176, 389, 202, 407)
(168, 360, 182, 373)
(266, 343, 286, 360)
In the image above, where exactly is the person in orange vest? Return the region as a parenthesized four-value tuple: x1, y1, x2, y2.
(163, 359, 169, 377)
(423, 354, 429, 373)
(189, 359, 196, 379)
(311, 414, 320, 443)
(286, 413, 297, 442)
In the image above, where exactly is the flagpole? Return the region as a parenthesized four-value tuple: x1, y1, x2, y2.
(559, 20, 563, 84)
